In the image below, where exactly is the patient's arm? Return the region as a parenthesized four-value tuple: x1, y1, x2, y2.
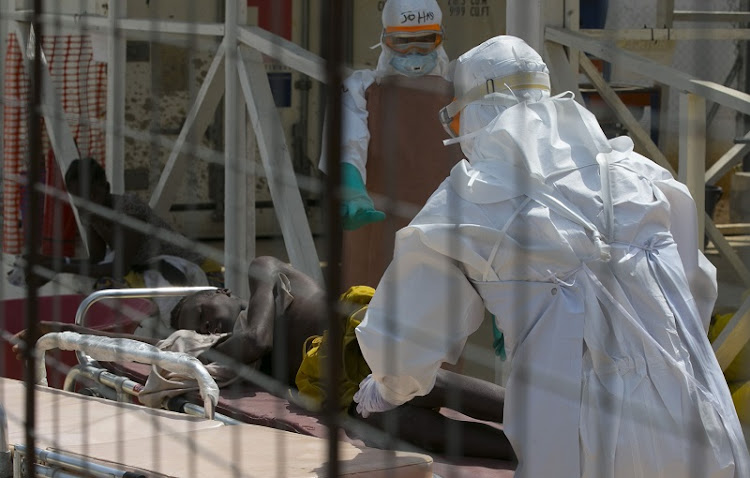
(205, 259, 278, 367)
(202, 329, 270, 368)
(198, 256, 326, 384)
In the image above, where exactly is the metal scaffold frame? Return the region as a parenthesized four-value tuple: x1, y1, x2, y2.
(7, 1, 326, 295)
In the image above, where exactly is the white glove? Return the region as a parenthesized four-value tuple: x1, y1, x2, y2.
(353, 374, 398, 418)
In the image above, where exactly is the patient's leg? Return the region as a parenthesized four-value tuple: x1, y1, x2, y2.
(407, 369, 505, 423)
(351, 369, 512, 460)
(356, 401, 516, 461)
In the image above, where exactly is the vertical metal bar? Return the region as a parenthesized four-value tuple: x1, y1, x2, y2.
(0, 0, 9, 348)
(678, 92, 707, 251)
(563, 0, 580, 80)
(237, 0, 248, 296)
(294, 1, 312, 183)
(506, 0, 544, 54)
(245, 100, 257, 275)
(224, 0, 247, 294)
(656, 0, 675, 28)
(230, 2, 248, 474)
(0, 403, 11, 477)
(322, 0, 345, 475)
(655, 0, 674, 152)
(743, 0, 750, 171)
(106, 1, 126, 194)
(23, 0, 44, 475)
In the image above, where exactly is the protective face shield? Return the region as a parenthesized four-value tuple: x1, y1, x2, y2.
(438, 36, 551, 139)
(382, 27, 444, 55)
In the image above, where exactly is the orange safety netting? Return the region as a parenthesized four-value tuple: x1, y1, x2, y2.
(2, 34, 107, 255)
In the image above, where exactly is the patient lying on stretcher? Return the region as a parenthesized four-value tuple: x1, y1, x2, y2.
(14, 256, 514, 461)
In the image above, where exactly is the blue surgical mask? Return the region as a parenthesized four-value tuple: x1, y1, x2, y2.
(390, 51, 438, 77)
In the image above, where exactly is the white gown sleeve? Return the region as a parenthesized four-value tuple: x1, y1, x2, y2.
(354, 228, 486, 406)
(655, 177, 718, 331)
(318, 69, 377, 182)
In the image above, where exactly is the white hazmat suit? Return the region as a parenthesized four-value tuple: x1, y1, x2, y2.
(320, 0, 462, 288)
(354, 35, 750, 477)
(319, 0, 451, 182)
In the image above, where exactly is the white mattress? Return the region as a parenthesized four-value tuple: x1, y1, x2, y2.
(0, 378, 432, 477)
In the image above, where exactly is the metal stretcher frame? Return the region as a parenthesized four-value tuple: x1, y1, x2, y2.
(20, 285, 438, 476)
(69, 286, 336, 413)
(36, 331, 221, 420)
(72, 286, 218, 367)
(65, 286, 249, 423)
(48, 288, 514, 477)
(60, 287, 348, 429)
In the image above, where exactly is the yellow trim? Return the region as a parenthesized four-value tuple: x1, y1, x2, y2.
(507, 83, 551, 91)
(486, 72, 551, 92)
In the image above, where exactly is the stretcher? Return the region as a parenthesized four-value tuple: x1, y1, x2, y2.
(0, 316, 433, 477)
(69, 363, 517, 477)
(24, 288, 517, 477)
(0, 377, 434, 477)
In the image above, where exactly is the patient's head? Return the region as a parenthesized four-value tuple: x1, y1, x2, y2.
(170, 288, 242, 334)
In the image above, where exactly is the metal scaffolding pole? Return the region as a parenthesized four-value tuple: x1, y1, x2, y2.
(322, 0, 346, 475)
(506, 0, 544, 53)
(23, 3, 43, 475)
(223, 0, 248, 294)
(105, 1, 126, 194)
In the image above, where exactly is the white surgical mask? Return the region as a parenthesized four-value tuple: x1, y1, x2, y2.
(390, 50, 438, 77)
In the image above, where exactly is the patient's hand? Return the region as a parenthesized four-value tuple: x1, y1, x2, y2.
(11, 322, 69, 359)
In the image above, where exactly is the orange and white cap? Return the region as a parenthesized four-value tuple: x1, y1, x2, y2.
(382, 0, 442, 34)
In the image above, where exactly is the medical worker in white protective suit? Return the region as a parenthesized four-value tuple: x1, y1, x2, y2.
(320, 0, 462, 289)
(353, 35, 750, 477)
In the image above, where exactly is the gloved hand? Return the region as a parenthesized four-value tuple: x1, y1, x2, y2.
(491, 315, 507, 361)
(341, 163, 385, 231)
(353, 374, 398, 418)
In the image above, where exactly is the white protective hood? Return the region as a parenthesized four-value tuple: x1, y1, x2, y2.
(447, 35, 550, 159)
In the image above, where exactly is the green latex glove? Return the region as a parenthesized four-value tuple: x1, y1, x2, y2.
(491, 315, 507, 361)
(341, 163, 386, 231)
